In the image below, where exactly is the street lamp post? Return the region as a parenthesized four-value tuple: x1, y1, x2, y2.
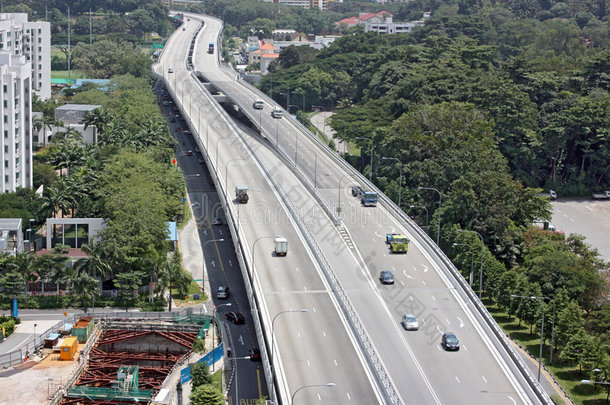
(294, 91, 305, 111)
(381, 157, 403, 209)
(251, 236, 274, 281)
(276, 117, 279, 149)
(511, 295, 555, 381)
(271, 309, 308, 368)
(225, 158, 245, 195)
(280, 91, 290, 111)
(581, 380, 610, 403)
(337, 174, 349, 219)
(215, 137, 230, 169)
(206, 114, 223, 150)
(457, 229, 484, 298)
(355, 137, 373, 182)
(418, 187, 442, 246)
(291, 383, 335, 405)
(452, 243, 475, 286)
(408, 205, 428, 226)
(212, 302, 232, 371)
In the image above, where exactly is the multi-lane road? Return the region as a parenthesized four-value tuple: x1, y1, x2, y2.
(156, 13, 551, 405)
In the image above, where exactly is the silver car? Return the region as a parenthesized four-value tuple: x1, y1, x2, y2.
(402, 314, 419, 330)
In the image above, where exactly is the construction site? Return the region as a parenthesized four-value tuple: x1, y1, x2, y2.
(0, 312, 216, 405)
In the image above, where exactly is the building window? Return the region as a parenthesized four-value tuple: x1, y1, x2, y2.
(4, 130, 7, 138)
(5, 175, 8, 183)
(3, 100, 6, 108)
(15, 157, 19, 165)
(38, 37, 41, 43)
(4, 146, 7, 153)
(3, 116, 6, 123)
(4, 161, 7, 168)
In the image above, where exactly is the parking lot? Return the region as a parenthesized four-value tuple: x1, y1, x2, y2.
(552, 199, 610, 261)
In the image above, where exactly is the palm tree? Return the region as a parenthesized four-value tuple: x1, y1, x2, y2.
(35, 253, 69, 295)
(158, 252, 191, 312)
(8, 252, 37, 293)
(74, 243, 111, 280)
(82, 107, 111, 144)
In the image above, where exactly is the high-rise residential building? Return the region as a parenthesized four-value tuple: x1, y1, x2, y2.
(0, 13, 51, 100)
(0, 53, 32, 193)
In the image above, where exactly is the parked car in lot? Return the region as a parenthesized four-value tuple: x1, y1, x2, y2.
(225, 312, 245, 324)
(441, 332, 460, 351)
(216, 286, 229, 299)
(402, 314, 419, 330)
(379, 270, 395, 285)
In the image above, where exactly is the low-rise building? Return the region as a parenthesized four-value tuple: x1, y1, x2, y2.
(0, 218, 23, 255)
(54, 103, 102, 144)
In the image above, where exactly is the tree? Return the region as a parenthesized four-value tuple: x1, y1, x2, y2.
(8, 253, 37, 293)
(516, 283, 543, 334)
(191, 363, 212, 388)
(190, 385, 224, 405)
(556, 300, 585, 347)
(0, 271, 24, 298)
(560, 328, 590, 373)
(158, 252, 192, 312)
(114, 271, 144, 311)
(33, 163, 59, 189)
(581, 337, 605, 375)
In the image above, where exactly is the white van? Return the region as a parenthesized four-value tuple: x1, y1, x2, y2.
(271, 107, 283, 118)
(253, 99, 264, 110)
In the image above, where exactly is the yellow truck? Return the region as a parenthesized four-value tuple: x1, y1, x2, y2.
(386, 233, 409, 253)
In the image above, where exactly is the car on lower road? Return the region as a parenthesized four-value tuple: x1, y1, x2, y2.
(379, 270, 395, 284)
(249, 347, 261, 361)
(441, 332, 460, 351)
(402, 314, 419, 330)
(216, 286, 229, 299)
(225, 312, 245, 324)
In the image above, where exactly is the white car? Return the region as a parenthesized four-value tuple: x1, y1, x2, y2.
(271, 107, 283, 118)
(402, 314, 419, 330)
(168, 68, 174, 73)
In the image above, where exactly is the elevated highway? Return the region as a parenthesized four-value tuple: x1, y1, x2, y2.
(155, 12, 553, 405)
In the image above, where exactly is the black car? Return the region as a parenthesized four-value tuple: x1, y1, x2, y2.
(379, 270, 395, 285)
(170, 116, 176, 122)
(249, 347, 261, 362)
(351, 185, 364, 197)
(441, 332, 460, 351)
(225, 311, 245, 324)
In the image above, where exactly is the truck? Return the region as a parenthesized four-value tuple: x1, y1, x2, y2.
(274, 236, 288, 256)
(388, 234, 409, 253)
(235, 186, 249, 203)
(361, 191, 378, 207)
(592, 191, 610, 200)
(538, 190, 557, 200)
(208, 42, 215, 54)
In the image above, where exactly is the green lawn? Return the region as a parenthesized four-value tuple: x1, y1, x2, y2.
(211, 369, 222, 394)
(172, 281, 207, 305)
(52, 69, 88, 79)
(487, 303, 608, 405)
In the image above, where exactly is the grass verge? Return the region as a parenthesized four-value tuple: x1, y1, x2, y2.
(172, 281, 207, 305)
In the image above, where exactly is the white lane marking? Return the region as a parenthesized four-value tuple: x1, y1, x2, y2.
(585, 206, 593, 211)
(463, 345, 468, 351)
(436, 325, 441, 333)
(406, 275, 413, 279)
(413, 266, 418, 272)
(392, 267, 396, 272)
(569, 218, 575, 222)
(322, 331, 326, 337)
(422, 280, 426, 285)
(304, 286, 307, 291)
(334, 359, 338, 366)
(318, 393, 321, 401)
(421, 264, 428, 272)
(238, 335, 244, 346)
(312, 307, 317, 313)
(228, 259, 232, 267)
(455, 376, 461, 383)
(446, 319, 450, 325)
(400, 281, 405, 286)
(307, 360, 311, 367)
(297, 331, 302, 338)
(372, 238, 376, 242)
(211, 259, 216, 268)
(275, 267, 278, 272)
(457, 317, 464, 328)
(508, 396, 517, 405)
(431, 296, 436, 302)
(203, 306, 208, 314)
(403, 270, 407, 276)
(482, 376, 487, 383)
(347, 393, 351, 400)
(296, 267, 300, 272)
(383, 254, 387, 257)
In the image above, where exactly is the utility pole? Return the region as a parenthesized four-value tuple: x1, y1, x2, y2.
(89, 8, 92, 45)
(67, 7, 71, 80)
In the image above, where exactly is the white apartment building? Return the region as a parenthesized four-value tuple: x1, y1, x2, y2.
(0, 13, 51, 100)
(0, 53, 32, 193)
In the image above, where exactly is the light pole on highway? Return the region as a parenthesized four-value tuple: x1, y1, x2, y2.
(271, 309, 308, 368)
(225, 158, 245, 195)
(580, 380, 610, 403)
(337, 173, 349, 219)
(291, 382, 335, 405)
(279, 91, 290, 111)
(456, 229, 484, 298)
(251, 236, 274, 281)
(275, 116, 279, 149)
(294, 90, 305, 112)
(215, 137, 230, 169)
(408, 205, 428, 226)
(212, 302, 232, 371)
(418, 186, 442, 246)
(452, 243, 475, 286)
(207, 114, 223, 150)
(355, 137, 373, 182)
(381, 157, 403, 209)
(511, 295, 555, 381)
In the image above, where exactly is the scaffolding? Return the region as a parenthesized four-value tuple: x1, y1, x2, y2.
(66, 366, 153, 401)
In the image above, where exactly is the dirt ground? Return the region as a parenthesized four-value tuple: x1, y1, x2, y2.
(0, 345, 83, 405)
